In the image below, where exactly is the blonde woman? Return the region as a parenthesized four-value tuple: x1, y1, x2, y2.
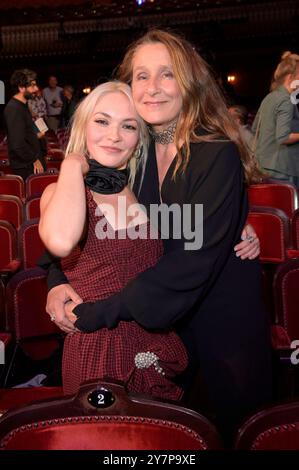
(39, 81, 188, 400)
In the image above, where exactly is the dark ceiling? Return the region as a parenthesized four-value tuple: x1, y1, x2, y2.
(0, 0, 287, 25)
(0, 0, 298, 104)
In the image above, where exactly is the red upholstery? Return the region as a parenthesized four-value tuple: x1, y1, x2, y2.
(271, 325, 291, 349)
(46, 159, 61, 172)
(248, 182, 298, 219)
(0, 280, 5, 330)
(0, 162, 11, 175)
(1, 420, 208, 450)
(0, 387, 62, 416)
(0, 195, 23, 230)
(292, 209, 299, 249)
(0, 221, 21, 274)
(19, 219, 45, 269)
(5, 268, 60, 359)
(0, 175, 24, 200)
(247, 206, 291, 263)
(25, 172, 58, 198)
(235, 401, 299, 449)
(0, 333, 12, 348)
(47, 149, 64, 160)
(0, 380, 223, 450)
(25, 196, 40, 220)
(273, 259, 299, 348)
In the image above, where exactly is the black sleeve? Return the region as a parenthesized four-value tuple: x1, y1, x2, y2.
(5, 105, 39, 163)
(37, 250, 69, 291)
(74, 142, 246, 332)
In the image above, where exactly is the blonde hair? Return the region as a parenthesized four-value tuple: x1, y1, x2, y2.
(65, 81, 149, 186)
(117, 29, 262, 184)
(271, 51, 299, 91)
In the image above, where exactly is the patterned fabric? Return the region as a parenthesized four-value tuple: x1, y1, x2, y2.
(28, 96, 47, 119)
(61, 189, 188, 400)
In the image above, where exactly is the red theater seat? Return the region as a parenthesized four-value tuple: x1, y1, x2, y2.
(235, 401, 299, 450)
(25, 196, 40, 220)
(272, 258, 299, 350)
(19, 219, 44, 269)
(26, 172, 59, 198)
(47, 149, 64, 160)
(292, 209, 299, 250)
(0, 195, 23, 230)
(0, 387, 63, 417)
(0, 380, 223, 450)
(4, 268, 62, 384)
(248, 181, 298, 219)
(0, 175, 25, 200)
(0, 221, 21, 275)
(247, 206, 291, 263)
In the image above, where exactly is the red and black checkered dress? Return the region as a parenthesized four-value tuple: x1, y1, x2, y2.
(61, 189, 188, 401)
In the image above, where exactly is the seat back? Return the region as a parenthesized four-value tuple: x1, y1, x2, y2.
(19, 219, 44, 269)
(5, 268, 60, 358)
(47, 149, 64, 160)
(292, 208, 299, 249)
(247, 206, 291, 263)
(235, 401, 299, 450)
(0, 279, 6, 330)
(25, 196, 40, 220)
(0, 195, 23, 230)
(0, 175, 24, 200)
(0, 380, 223, 450)
(248, 182, 298, 219)
(273, 258, 299, 342)
(25, 172, 58, 198)
(0, 220, 20, 274)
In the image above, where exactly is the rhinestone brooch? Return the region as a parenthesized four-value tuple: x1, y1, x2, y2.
(134, 351, 165, 375)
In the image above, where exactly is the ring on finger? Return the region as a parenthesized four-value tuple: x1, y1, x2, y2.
(246, 235, 255, 243)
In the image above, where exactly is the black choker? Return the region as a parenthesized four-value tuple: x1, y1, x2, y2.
(148, 120, 177, 145)
(85, 159, 128, 194)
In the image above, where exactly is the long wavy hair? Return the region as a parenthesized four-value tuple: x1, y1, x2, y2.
(117, 29, 262, 184)
(65, 81, 149, 185)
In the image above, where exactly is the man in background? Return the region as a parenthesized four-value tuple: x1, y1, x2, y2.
(43, 75, 63, 131)
(4, 69, 44, 181)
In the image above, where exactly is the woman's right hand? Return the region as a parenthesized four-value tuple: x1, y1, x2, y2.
(46, 283, 83, 333)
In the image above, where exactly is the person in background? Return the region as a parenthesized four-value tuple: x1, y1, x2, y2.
(228, 105, 255, 155)
(28, 87, 48, 170)
(43, 75, 63, 131)
(42, 30, 271, 443)
(4, 69, 44, 181)
(252, 51, 299, 187)
(61, 85, 79, 128)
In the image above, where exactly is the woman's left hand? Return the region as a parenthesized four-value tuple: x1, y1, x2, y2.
(234, 223, 260, 260)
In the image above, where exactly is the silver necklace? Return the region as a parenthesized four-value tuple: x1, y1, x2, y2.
(148, 120, 177, 145)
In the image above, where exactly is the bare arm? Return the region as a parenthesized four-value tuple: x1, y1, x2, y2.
(39, 154, 88, 257)
(282, 132, 299, 145)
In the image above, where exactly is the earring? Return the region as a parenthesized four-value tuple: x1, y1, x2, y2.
(134, 144, 143, 160)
